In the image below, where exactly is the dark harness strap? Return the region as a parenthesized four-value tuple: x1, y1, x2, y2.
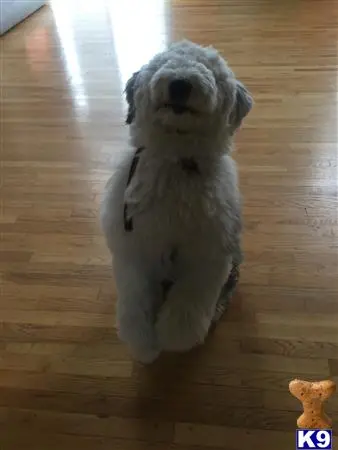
(123, 150, 200, 232)
(123, 147, 144, 232)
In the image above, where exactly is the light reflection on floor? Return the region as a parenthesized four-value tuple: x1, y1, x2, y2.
(50, 0, 89, 112)
(49, 0, 167, 110)
(106, 0, 167, 88)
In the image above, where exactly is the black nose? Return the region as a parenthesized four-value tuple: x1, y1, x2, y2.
(169, 79, 192, 102)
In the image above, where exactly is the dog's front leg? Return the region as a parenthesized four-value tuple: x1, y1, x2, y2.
(155, 257, 232, 352)
(113, 259, 161, 364)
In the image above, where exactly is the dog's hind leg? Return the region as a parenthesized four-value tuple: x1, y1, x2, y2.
(113, 257, 161, 364)
(212, 262, 240, 322)
(213, 238, 242, 322)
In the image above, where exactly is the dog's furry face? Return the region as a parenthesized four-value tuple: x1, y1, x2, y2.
(125, 40, 252, 138)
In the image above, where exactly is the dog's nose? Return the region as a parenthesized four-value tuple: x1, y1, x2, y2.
(169, 79, 192, 102)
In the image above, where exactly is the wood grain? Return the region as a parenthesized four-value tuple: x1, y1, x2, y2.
(1, 0, 338, 448)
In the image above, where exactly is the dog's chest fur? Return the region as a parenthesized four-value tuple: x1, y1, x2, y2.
(123, 146, 241, 248)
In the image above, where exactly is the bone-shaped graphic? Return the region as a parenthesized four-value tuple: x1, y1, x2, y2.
(289, 379, 336, 429)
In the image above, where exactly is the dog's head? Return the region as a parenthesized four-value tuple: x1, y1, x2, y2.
(125, 40, 252, 139)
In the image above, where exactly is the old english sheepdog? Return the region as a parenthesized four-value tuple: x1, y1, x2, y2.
(101, 40, 253, 363)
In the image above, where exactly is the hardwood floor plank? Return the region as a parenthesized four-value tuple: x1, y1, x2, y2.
(174, 423, 296, 449)
(2, 283, 103, 312)
(0, 386, 299, 431)
(0, 310, 114, 327)
(0, 351, 131, 377)
(0, 432, 171, 450)
(0, 322, 116, 343)
(0, 370, 139, 396)
(240, 336, 338, 359)
(0, 407, 174, 441)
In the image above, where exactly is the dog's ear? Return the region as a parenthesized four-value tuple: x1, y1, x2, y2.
(125, 71, 139, 125)
(229, 80, 253, 131)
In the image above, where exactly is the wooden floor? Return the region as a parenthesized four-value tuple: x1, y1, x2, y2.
(1, 0, 338, 448)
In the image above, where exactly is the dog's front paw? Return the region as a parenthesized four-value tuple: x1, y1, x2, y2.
(116, 316, 160, 364)
(156, 301, 210, 352)
(130, 345, 161, 364)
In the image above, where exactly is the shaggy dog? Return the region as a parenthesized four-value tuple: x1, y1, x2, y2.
(101, 40, 253, 363)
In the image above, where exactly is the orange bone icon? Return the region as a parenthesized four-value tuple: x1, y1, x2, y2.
(289, 379, 336, 429)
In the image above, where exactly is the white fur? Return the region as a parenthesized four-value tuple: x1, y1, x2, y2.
(100, 40, 252, 363)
